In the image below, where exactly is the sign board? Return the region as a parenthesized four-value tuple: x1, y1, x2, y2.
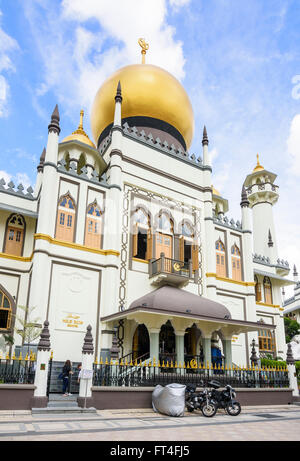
(81, 369, 93, 380)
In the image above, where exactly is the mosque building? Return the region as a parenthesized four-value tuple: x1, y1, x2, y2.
(0, 40, 294, 367)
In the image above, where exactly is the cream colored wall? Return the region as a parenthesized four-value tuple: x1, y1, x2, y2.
(47, 263, 101, 362)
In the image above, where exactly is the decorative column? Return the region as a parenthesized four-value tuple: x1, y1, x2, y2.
(223, 337, 233, 368)
(149, 329, 160, 361)
(175, 333, 185, 365)
(78, 325, 94, 408)
(32, 321, 51, 408)
(286, 343, 299, 397)
(202, 338, 212, 368)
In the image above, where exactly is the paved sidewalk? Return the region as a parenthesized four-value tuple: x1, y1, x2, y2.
(0, 405, 299, 441)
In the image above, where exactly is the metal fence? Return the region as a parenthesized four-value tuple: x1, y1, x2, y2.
(93, 358, 290, 389)
(0, 353, 36, 384)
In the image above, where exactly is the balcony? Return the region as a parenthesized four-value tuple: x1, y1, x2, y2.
(149, 253, 198, 287)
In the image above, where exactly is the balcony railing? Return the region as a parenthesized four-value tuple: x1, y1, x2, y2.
(149, 254, 197, 286)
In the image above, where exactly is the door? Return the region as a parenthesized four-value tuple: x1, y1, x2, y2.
(155, 233, 172, 259)
(5, 227, 24, 256)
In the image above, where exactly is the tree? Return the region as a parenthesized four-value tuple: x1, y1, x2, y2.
(14, 305, 42, 354)
(284, 317, 300, 343)
(0, 333, 14, 354)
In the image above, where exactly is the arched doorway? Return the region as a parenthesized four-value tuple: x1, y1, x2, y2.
(132, 324, 150, 361)
(159, 320, 176, 364)
(185, 325, 204, 365)
(211, 332, 224, 368)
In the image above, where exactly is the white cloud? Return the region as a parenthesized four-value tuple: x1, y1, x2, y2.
(169, 0, 191, 10)
(0, 170, 32, 190)
(287, 114, 300, 176)
(0, 13, 19, 117)
(23, 0, 188, 126)
(0, 169, 12, 184)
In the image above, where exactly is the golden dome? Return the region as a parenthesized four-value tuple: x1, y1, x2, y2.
(91, 64, 194, 149)
(62, 110, 96, 148)
(212, 185, 221, 196)
(253, 153, 264, 173)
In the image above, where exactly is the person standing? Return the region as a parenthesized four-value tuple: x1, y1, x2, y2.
(62, 360, 73, 396)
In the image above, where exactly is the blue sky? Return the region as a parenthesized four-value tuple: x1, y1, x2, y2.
(0, 0, 300, 290)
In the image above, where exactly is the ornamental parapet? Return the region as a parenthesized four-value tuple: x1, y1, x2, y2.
(214, 215, 242, 231)
(0, 178, 34, 200)
(121, 122, 204, 169)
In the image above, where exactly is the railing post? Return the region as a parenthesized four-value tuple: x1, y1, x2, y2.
(160, 252, 165, 273)
(286, 343, 299, 397)
(32, 320, 51, 408)
(189, 259, 193, 279)
(78, 325, 94, 408)
(149, 258, 155, 277)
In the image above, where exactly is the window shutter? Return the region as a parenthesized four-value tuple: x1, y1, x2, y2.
(179, 236, 184, 262)
(192, 244, 199, 271)
(146, 230, 153, 260)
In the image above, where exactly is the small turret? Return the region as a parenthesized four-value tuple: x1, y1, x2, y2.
(243, 155, 279, 263)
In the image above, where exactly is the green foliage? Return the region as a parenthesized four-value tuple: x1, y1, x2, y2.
(2, 334, 14, 346)
(65, 152, 70, 171)
(284, 317, 300, 343)
(77, 153, 86, 175)
(261, 358, 287, 369)
(14, 305, 42, 345)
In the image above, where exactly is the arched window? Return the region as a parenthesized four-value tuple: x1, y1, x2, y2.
(132, 208, 152, 260)
(4, 214, 25, 257)
(264, 277, 273, 304)
(84, 201, 102, 249)
(216, 239, 226, 277)
(258, 326, 276, 356)
(155, 212, 173, 259)
(255, 275, 262, 302)
(179, 221, 199, 270)
(0, 288, 12, 330)
(231, 244, 242, 281)
(55, 193, 76, 242)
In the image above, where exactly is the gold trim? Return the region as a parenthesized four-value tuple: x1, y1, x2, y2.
(206, 273, 256, 287)
(34, 234, 120, 256)
(0, 252, 32, 262)
(132, 257, 149, 264)
(256, 302, 280, 309)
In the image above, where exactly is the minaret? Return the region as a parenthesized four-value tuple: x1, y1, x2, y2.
(202, 125, 216, 299)
(29, 106, 60, 322)
(100, 83, 123, 324)
(243, 155, 279, 264)
(294, 265, 299, 283)
(202, 126, 210, 167)
(34, 147, 46, 195)
(36, 105, 60, 236)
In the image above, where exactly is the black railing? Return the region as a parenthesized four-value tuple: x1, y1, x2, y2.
(0, 355, 36, 384)
(120, 352, 150, 363)
(150, 256, 191, 279)
(92, 361, 290, 389)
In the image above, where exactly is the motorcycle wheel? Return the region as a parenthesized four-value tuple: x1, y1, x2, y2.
(226, 402, 241, 416)
(200, 402, 217, 418)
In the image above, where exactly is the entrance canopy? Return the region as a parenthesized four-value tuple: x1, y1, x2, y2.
(101, 286, 275, 336)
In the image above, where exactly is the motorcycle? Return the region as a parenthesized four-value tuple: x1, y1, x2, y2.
(208, 380, 241, 416)
(185, 383, 218, 418)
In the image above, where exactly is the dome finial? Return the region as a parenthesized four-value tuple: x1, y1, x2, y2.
(79, 109, 84, 130)
(253, 153, 264, 172)
(138, 38, 149, 64)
